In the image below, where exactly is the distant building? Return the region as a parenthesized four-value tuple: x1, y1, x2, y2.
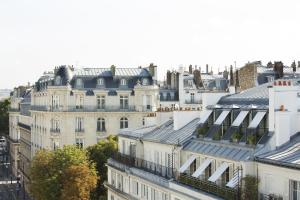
(234, 61, 300, 91)
(159, 65, 228, 111)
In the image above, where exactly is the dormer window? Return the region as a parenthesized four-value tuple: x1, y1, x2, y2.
(142, 78, 149, 85)
(120, 79, 127, 86)
(76, 79, 83, 88)
(97, 78, 104, 86)
(55, 76, 62, 86)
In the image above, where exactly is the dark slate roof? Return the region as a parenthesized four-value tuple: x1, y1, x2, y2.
(184, 139, 255, 161)
(119, 118, 200, 145)
(218, 82, 272, 106)
(256, 133, 300, 169)
(35, 65, 154, 92)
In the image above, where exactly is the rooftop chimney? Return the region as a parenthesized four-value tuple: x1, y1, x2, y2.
(206, 64, 209, 74)
(111, 65, 116, 76)
(189, 65, 193, 74)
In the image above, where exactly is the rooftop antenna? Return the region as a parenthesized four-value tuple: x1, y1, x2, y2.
(234, 61, 237, 70)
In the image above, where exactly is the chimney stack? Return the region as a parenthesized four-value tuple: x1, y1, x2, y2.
(189, 64, 193, 74)
(206, 64, 209, 74)
(111, 65, 116, 76)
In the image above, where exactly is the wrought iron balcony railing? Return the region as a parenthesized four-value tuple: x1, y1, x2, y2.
(110, 152, 176, 179)
(31, 105, 137, 112)
(185, 100, 202, 104)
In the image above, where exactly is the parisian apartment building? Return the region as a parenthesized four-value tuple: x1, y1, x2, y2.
(106, 78, 300, 200)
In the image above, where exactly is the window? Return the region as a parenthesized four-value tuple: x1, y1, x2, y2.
(111, 171, 116, 187)
(76, 78, 83, 88)
(75, 138, 84, 148)
(142, 118, 145, 126)
(141, 184, 148, 199)
(190, 93, 195, 103)
(51, 119, 60, 132)
(75, 117, 84, 132)
(52, 140, 59, 150)
(162, 193, 168, 200)
(97, 78, 104, 86)
(120, 79, 127, 86)
(142, 78, 149, 85)
(110, 195, 114, 200)
(55, 76, 62, 85)
(120, 95, 129, 109)
(120, 117, 128, 129)
(122, 140, 126, 154)
(97, 96, 105, 109)
(75, 94, 84, 109)
(188, 80, 193, 87)
(51, 95, 60, 110)
(97, 118, 106, 132)
(290, 180, 300, 200)
(117, 174, 123, 191)
(132, 180, 139, 196)
(151, 188, 159, 200)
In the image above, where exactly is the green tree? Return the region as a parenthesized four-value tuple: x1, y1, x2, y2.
(0, 99, 10, 135)
(241, 175, 259, 200)
(29, 146, 98, 200)
(87, 135, 118, 199)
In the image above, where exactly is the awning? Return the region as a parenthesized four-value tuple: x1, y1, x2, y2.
(179, 155, 197, 173)
(226, 170, 242, 188)
(208, 162, 229, 182)
(248, 111, 267, 128)
(199, 110, 213, 124)
(214, 110, 230, 125)
(192, 158, 212, 178)
(232, 111, 249, 127)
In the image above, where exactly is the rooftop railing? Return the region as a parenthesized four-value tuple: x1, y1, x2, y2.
(31, 105, 137, 112)
(110, 152, 176, 179)
(185, 100, 202, 104)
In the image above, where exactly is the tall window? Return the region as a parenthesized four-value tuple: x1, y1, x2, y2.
(141, 184, 148, 199)
(190, 93, 195, 103)
(290, 180, 300, 200)
(75, 138, 84, 148)
(97, 96, 105, 109)
(120, 79, 127, 86)
(51, 95, 60, 110)
(97, 118, 105, 132)
(75, 94, 84, 109)
(51, 119, 60, 132)
(111, 171, 116, 187)
(120, 117, 128, 129)
(117, 174, 123, 191)
(132, 180, 139, 196)
(76, 78, 83, 88)
(75, 117, 84, 132)
(120, 95, 129, 109)
(55, 76, 62, 85)
(52, 139, 59, 150)
(97, 78, 104, 86)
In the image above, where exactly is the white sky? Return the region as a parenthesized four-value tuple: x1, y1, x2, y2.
(1, 0, 300, 89)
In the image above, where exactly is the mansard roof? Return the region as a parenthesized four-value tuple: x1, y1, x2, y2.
(256, 133, 300, 169)
(34, 65, 154, 92)
(119, 118, 200, 145)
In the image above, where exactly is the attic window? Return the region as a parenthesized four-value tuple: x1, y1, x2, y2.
(142, 78, 149, 85)
(120, 79, 127, 86)
(97, 78, 104, 86)
(55, 76, 62, 86)
(76, 79, 83, 88)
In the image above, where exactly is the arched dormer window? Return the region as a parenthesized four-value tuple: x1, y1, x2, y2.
(120, 79, 127, 86)
(97, 78, 104, 86)
(55, 76, 62, 86)
(76, 79, 83, 88)
(97, 118, 105, 132)
(142, 78, 149, 85)
(120, 117, 128, 129)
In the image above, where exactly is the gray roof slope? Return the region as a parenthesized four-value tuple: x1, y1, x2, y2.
(218, 82, 272, 106)
(73, 67, 150, 77)
(119, 118, 200, 145)
(256, 133, 300, 168)
(184, 139, 255, 161)
(141, 118, 199, 145)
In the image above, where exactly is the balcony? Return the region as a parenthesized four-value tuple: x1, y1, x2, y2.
(31, 105, 137, 112)
(185, 100, 202, 104)
(75, 129, 85, 137)
(50, 128, 60, 137)
(9, 108, 20, 112)
(110, 152, 175, 179)
(177, 174, 239, 200)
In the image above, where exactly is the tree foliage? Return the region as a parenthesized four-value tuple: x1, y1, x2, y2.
(0, 99, 10, 135)
(241, 175, 259, 200)
(29, 146, 98, 200)
(87, 135, 118, 199)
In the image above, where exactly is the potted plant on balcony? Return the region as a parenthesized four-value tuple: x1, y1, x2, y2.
(231, 131, 242, 143)
(247, 135, 256, 145)
(212, 133, 221, 140)
(197, 127, 207, 138)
